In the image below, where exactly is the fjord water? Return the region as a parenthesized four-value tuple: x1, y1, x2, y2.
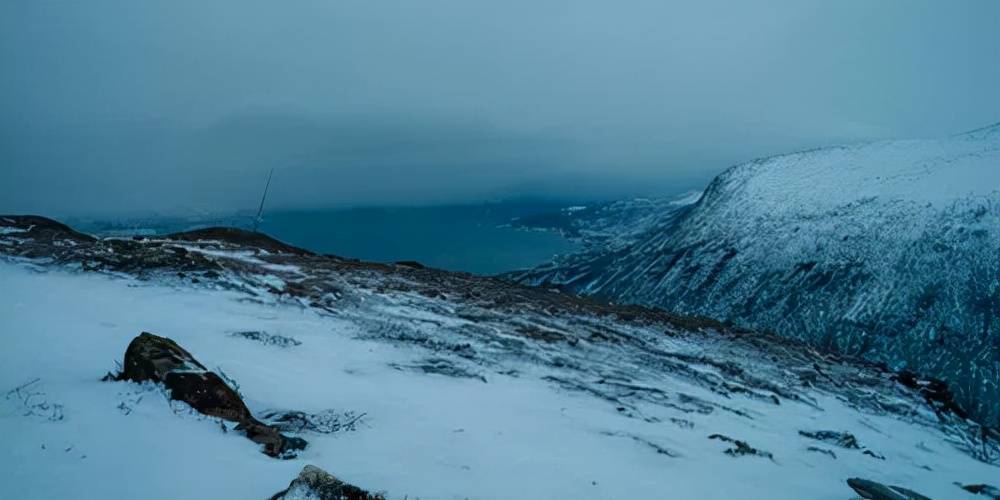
(257, 204, 578, 275)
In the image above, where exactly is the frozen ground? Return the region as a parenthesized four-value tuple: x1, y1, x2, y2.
(0, 217, 997, 499)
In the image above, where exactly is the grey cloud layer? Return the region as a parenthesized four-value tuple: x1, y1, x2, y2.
(2, 0, 998, 214)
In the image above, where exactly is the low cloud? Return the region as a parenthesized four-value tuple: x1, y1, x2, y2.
(2, 1, 998, 215)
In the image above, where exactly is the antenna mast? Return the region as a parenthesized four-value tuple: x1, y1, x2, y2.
(252, 168, 274, 233)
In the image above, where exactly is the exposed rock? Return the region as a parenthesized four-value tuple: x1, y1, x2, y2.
(230, 330, 301, 348)
(805, 446, 837, 459)
(600, 431, 679, 458)
(708, 434, 773, 460)
(958, 483, 1000, 499)
(114, 332, 306, 458)
(846, 478, 931, 500)
(892, 370, 968, 419)
(388, 358, 487, 383)
(166, 227, 312, 256)
(260, 409, 366, 434)
(800, 429, 890, 460)
(270, 465, 384, 500)
(799, 430, 860, 449)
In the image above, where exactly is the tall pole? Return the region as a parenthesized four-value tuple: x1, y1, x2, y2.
(252, 168, 274, 233)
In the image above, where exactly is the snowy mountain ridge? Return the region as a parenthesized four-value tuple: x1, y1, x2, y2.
(719, 122, 1000, 213)
(513, 123, 1000, 427)
(1, 215, 998, 499)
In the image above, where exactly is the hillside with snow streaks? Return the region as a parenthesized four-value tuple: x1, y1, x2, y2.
(514, 123, 1000, 427)
(1, 216, 998, 499)
(509, 192, 700, 252)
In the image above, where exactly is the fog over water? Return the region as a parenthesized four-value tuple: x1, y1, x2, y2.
(2, 1, 999, 215)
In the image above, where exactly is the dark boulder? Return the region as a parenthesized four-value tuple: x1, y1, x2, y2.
(270, 465, 384, 500)
(846, 478, 931, 500)
(114, 332, 306, 458)
(959, 483, 1000, 499)
(892, 370, 968, 419)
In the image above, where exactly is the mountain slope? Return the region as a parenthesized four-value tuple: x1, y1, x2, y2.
(1, 216, 997, 498)
(514, 123, 1000, 427)
(508, 192, 701, 252)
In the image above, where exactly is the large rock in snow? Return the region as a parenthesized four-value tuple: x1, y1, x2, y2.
(846, 478, 931, 500)
(959, 483, 1000, 499)
(270, 465, 383, 500)
(115, 332, 306, 458)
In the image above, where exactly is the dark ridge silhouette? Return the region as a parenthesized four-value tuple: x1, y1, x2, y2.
(0, 215, 96, 243)
(165, 227, 313, 256)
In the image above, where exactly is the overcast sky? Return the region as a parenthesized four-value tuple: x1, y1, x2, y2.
(2, 0, 999, 216)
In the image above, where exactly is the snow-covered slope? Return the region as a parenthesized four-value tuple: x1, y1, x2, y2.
(1, 216, 998, 499)
(514, 123, 1000, 428)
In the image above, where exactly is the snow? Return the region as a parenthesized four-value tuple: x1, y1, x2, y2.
(1, 260, 996, 499)
(516, 124, 1000, 427)
(719, 126, 1000, 214)
(0, 225, 32, 235)
(669, 190, 704, 206)
(177, 244, 267, 265)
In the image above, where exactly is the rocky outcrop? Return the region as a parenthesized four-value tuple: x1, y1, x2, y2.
(707, 434, 773, 460)
(166, 227, 312, 256)
(892, 370, 968, 419)
(0, 215, 95, 245)
(959, 483, 1000, 499)
(113, 332, 306, 458)
(846, 478, 930, 500)
(798, 430, 860, 449)
(270, 465, 383, 500)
